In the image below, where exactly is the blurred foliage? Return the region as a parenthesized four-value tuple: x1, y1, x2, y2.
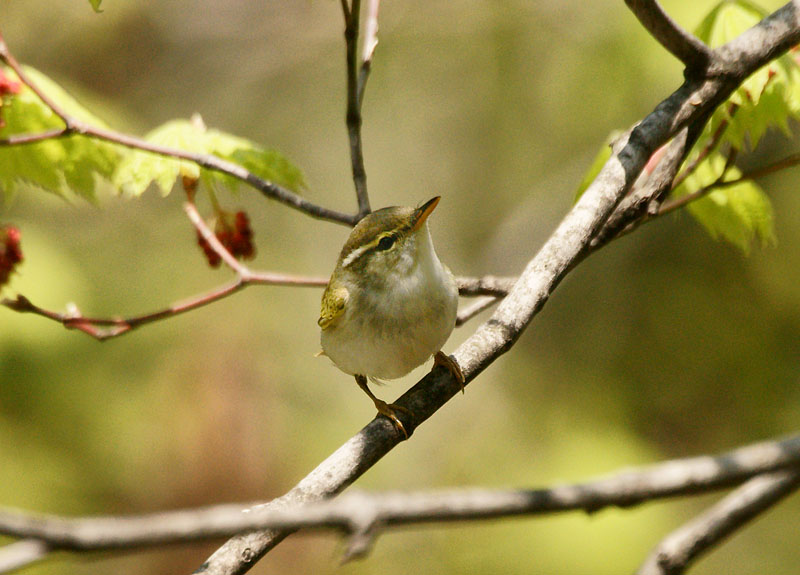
(0, 1, 799, 575)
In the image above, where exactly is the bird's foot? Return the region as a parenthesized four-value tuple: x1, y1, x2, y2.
(434, 351, 465, 393)
(372, 398, 411, 439)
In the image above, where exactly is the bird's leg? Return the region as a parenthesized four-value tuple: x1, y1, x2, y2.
(355, 374, 411, 439)
(434, 351, 465, 393)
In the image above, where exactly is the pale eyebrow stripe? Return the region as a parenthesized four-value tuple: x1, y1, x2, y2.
(341, 244, 369, 269)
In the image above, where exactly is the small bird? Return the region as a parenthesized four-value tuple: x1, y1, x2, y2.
(318, 196, 463, 437)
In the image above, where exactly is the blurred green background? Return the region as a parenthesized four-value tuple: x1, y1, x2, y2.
(1, 1, 799, 573)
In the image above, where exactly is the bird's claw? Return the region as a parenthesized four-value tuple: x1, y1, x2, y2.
(434, 351, 465, 393)
(373, 399, 411, 439)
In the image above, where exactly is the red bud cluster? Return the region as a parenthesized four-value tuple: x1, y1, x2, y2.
(0, 69, 21, 97)
(0, 68, 21, 130)
(0, 225, 23, 288)
(196, 210, 256, 268)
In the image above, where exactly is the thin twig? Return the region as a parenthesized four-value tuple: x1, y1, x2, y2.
(0, 201, 326, 340)
(342, 0, 371, 217)
(184, 201, 252, 278)
(729, 150, 800, 181)
(0, 274, 507, 340)
(654, 142, 738, 218)
(358, 0, 380, 105)
(637, 470, 800, 575)
(671, 103, 739, 191)
(0, 128, 68, 146)
(0, 282, 248, 340)
(455, 275, 516, 297)
(456, 296, 498, 326)
(624, 0, 716, 72)
(658, 146, 800, 216)
(0, 37, 71, 128)
(0, 30, 358, 227)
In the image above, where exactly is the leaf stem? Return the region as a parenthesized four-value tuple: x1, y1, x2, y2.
(0, 28, 359, 227)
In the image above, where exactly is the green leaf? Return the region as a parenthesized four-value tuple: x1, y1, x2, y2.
(574, 131, 621, 202)
(693, 1, 800, 151)
(88, 0, 103, 12)
(694, 1, 766, 48)
(672, 153, 775, 253)
(112, 115, 305, 197)
(0, 66, 120, 202)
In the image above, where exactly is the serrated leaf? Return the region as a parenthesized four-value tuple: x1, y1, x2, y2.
(112, 119, 203, 196)
(574, 131, 620, 202)
(112, 115, 305, 197)
(672, 153, 775, 253)
(692, 1, 800, 152)
(227, 146, 306, 193)
(694, 1, 766, 48)
(0, 66, 120, 202)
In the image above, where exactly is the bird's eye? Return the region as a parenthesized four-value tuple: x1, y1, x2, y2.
(377, 235, 396, 251)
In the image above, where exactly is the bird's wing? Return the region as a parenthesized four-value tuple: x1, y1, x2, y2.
(318, 285, 349, 330)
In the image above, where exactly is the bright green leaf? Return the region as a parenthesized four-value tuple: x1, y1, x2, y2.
(672, 153, 775, 253)
(693, 1, 800, 152)
(694, 1, 766, 48)
(112, 119, 204, 196)
(574, 131, 620, 202)
(0, 66, 120, 202)
(112, 115, 305, 197)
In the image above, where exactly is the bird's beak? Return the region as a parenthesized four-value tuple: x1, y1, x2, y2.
(411, 196, 441, 232)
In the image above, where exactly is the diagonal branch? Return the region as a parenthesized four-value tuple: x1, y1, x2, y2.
(195, 5, 800, 573)
(636, 470, 800, 575)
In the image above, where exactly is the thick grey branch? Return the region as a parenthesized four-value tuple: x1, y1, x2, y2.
(0, 434, 798, 565)
(197, 5, 800, 573)
(637, 470, 800, 575)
